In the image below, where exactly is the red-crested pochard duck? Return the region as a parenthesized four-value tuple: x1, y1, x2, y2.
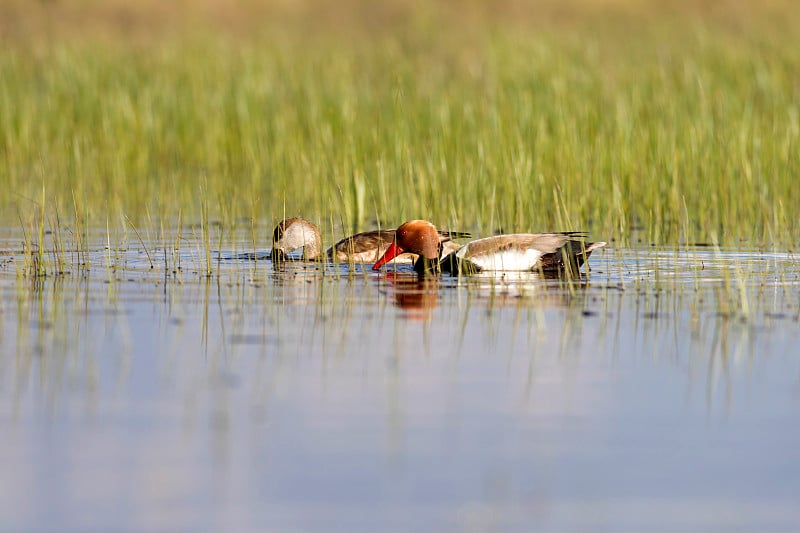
(372, 220, 606, 275)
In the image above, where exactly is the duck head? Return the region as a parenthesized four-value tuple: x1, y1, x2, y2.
(372, 220, 441, 275)
(271, 217, 323, 262)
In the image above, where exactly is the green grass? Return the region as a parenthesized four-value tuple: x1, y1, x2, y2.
(0, 1, 798, 247)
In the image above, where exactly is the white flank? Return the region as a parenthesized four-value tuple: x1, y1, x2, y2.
(457, 244, 543, 271)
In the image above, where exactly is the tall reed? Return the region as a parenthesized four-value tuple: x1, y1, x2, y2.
(0, 2, 797, 247)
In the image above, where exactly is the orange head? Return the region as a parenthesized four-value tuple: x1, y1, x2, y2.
(372, 220, 440, 270)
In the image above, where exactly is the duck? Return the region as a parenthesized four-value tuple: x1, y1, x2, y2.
(371, 219, 606, 276)
(271, 217, 323, 262)
(271, 217, 469, 263)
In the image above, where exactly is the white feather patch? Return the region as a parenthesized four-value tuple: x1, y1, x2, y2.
(457, 245, 543, 271)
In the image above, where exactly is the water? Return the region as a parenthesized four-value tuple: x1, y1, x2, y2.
(1, 234, 799, 532)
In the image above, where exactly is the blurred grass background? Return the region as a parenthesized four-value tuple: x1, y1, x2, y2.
(0, 0, 798, 246)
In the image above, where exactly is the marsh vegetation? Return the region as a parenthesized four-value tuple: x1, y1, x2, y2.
(1, 0, 798, 251)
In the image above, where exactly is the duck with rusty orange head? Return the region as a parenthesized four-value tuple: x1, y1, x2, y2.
(372, 220, 607, 276)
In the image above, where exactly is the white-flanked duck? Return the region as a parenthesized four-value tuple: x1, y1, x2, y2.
(271, 217, 469, 263)
(371, 220, 606, 275)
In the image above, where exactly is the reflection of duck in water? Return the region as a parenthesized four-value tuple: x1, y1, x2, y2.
(383, 273, 439, 320)
(271, 217, 469, 264)
(465, 270, 590, 307)
(372, 220, 606, 276)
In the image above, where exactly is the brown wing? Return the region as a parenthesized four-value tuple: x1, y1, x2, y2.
(436, 230, 471, 243)
(460, 233, 573, 259)
(538, 238, 606, 272)
(329, 229, 403, 262)
(332, 230, 395, 255)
